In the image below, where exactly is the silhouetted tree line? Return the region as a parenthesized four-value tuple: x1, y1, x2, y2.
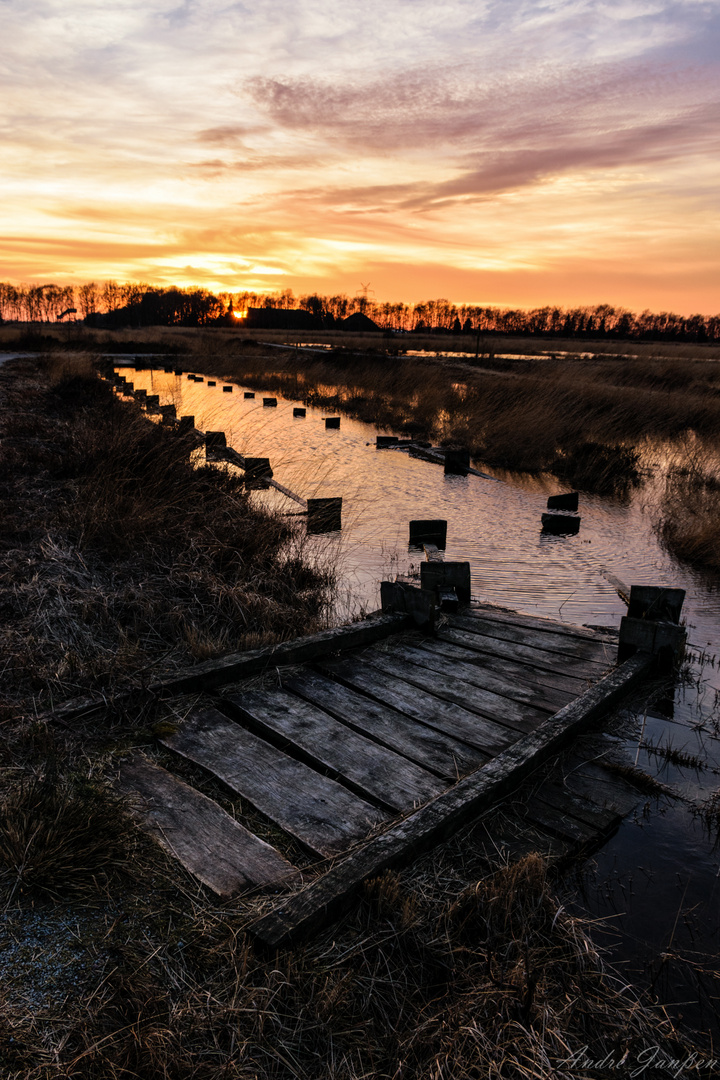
(1, 281, 718, 343)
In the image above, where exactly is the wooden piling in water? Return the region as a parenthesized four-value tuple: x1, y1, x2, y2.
(244, 392, 255, 399)
(420, 560, 472, 602)
(547, 491, 579, 512)
(223, 386, 233, 392)
(293, 407, 306, 417)
(444, 449, 470, 475)
(325, 417, 341, 429)
(409, 519, 447, 549)
(307, 497, 342, 533)
(541, 513, 581, 535)
(263, 397, 278, 407)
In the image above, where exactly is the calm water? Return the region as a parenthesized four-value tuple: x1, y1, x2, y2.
(124, 366, 720, 1040)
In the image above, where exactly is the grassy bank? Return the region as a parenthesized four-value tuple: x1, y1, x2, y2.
(0, 354, 332, 723)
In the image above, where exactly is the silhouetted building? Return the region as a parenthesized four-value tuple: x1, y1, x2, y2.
(340, 312, 381, 332)
(245, 308, 322, 330)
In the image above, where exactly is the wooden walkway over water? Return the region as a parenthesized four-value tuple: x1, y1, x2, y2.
(113, 603, 660, 945)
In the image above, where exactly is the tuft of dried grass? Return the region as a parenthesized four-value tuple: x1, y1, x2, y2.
(0, 358, 333, 720)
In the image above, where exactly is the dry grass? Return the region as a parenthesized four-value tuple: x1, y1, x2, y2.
(655, 448, 720, 572)
(0, 832, 700, 1079)
(0, 356, 333, 721)
(177, 345, 720, 494)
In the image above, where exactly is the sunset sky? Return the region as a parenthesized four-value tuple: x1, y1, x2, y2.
(2, 0, 719, 314)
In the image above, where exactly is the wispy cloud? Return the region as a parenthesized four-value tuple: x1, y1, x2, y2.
(0, 0, 718, 311)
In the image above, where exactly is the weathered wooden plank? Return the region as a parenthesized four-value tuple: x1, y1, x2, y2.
(249, 652, 653, 948)
(222, 688, 444, 812)
(414, 637, 590, 697)
(283, 669, 486, 778)
(449, 613, 613, 664)
(528, 782, 621, 833)
(559, 759, 644, 816)
(374, 642, 574, 715)
(469, 603, 617, 644)
(518, 798, 605, 846)
(317, 657, 521, 755)
(473, 813, 571, 865)
(161, 708, 387, 857)
(437, 626, 608, 679)
(115, 756, 299, 898)
(45, 613, 412, 725)
(150, 613, 411, 695)
(360, 650, 546, 734)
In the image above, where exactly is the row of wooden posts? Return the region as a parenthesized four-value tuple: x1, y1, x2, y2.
(109, 371, 343, 534)
(185, 375, 343, 427)
(387, 516, 686, 670)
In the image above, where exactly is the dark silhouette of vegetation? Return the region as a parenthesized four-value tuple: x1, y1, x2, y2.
(1, 280, 718, 342)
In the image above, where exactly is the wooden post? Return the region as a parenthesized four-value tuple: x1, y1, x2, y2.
(380, 581, 435, 631)
(178, 415, 195, 431)
(243, 457, 273, 481)
(263, 397, 278, 407)
(205, 431, 227, 454)
(376, 435, 398, 448)
(409, 520, 447, 549)
(618, 585, 686, 668)
(444, 449, 470, 475)
(307, 498, 342, 533)
(293, 407, 306, 417)
(325, 417, 341, 429)
(159, 404, 176, 420)
(420, 560, 472, 602)
(547, 492, 579, 512)
(223, 386, 233, 393)
(244, 392, 255, 399)
(208, 380, 216, 387)
(541, 513, 581, 535)
(135, 388, 147, 399)
(145, 394, 160, 410)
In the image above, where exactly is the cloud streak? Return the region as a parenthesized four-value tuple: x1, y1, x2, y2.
(0, 0, 718, 311)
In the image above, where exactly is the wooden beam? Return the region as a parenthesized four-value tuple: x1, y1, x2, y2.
(115, 756, 299, 897)
(248, 652, 653, 948)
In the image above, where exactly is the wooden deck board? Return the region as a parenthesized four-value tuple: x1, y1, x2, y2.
(376, 641, 575, 714)
(115, 756, 299, 897)
(222, 688, 445, 812)
(316, 656, 523, 755)
(161, 707, 387, 857)
(283, 669, 486, 778)
(450, 613, 614, 665)
(467, 604, 617, 644)
(415, 636, 591, 694)
(360, 650, 547, 734)
(249, 653, 653, 948)
(437, 626, 609, 679)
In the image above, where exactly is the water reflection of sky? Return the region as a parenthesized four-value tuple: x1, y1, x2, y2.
(133, 367, 720, 645)
(127, 366, 720, 1040)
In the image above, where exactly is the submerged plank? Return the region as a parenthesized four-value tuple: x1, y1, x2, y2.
(468, 604, 617, 644)
(559, 758, 645, 816)
(283, 669, 486, 778)
(250, 652, 654, 948)
(162, 707, 386, 857)
(115, 756, 298, 898)
(375, 642, 574, 714)
(437, 626, 608, 679)
(449, 613, 613, 665)
(223, 688, 444, 812)
(317, 656, 521, 756)
(360, 650, 546, 734)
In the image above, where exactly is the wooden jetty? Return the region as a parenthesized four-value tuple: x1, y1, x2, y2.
(112, 602, 670, 947)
